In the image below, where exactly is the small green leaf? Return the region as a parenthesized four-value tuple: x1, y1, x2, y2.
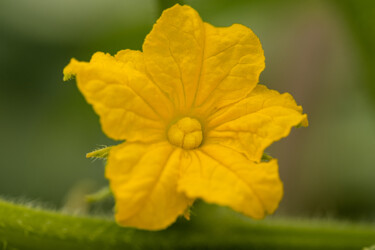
(261, 153, 273, 162)
(86, 146, 112, 159)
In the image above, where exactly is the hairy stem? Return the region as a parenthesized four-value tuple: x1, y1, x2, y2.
(0, 198, 375, 250)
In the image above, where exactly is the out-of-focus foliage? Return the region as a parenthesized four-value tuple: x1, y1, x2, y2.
(334, 0, 375, 103)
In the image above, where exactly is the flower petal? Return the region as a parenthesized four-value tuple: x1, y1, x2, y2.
(206, 84, 308, 162)
(178, 144, 283, 219)
(63, 52, 173, 142)
(143, 4, 264, 114)
(106, 142, 190, 230)
(194, 22, 265, 114)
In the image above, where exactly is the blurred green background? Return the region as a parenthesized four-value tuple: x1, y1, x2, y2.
(1, 0, 374, 221)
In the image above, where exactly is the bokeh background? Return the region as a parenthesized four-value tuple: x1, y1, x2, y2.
(1, 0, 374, 221)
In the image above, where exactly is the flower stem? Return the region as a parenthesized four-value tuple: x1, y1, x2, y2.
(0, 198, 374, 249)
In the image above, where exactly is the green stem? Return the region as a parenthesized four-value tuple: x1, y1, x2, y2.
(0, 198, 375, 249)
(85, 186, 112, 203)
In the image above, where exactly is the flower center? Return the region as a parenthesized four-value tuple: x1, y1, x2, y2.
(167, 117, 203, 150)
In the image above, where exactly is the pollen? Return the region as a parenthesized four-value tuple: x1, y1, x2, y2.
(167, 117, 203, 150)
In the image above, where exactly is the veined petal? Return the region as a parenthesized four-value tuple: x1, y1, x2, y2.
(206, 84, 308, 162)
(63, 52, 174, 142)
(178, 144, 283, 219)
(106, 142, 190, 230)
(143, 4, 204, 112)
(143, 4, 264, 114)
(194, 23, 265, 114)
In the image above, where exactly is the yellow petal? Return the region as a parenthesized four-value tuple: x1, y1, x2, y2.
(206, 84, 308, 162)
(114, 49, 146, 73)
(106, 142, 190, 230)
(143, 4, 264, 114)
(194, 23, 265, 114)
(143, 4, 204, 112)
(178, 144, 283, 219)
(63, 52, 174, 142)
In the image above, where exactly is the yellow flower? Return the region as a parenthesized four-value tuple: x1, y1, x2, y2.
(63, 4, 308, 230)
